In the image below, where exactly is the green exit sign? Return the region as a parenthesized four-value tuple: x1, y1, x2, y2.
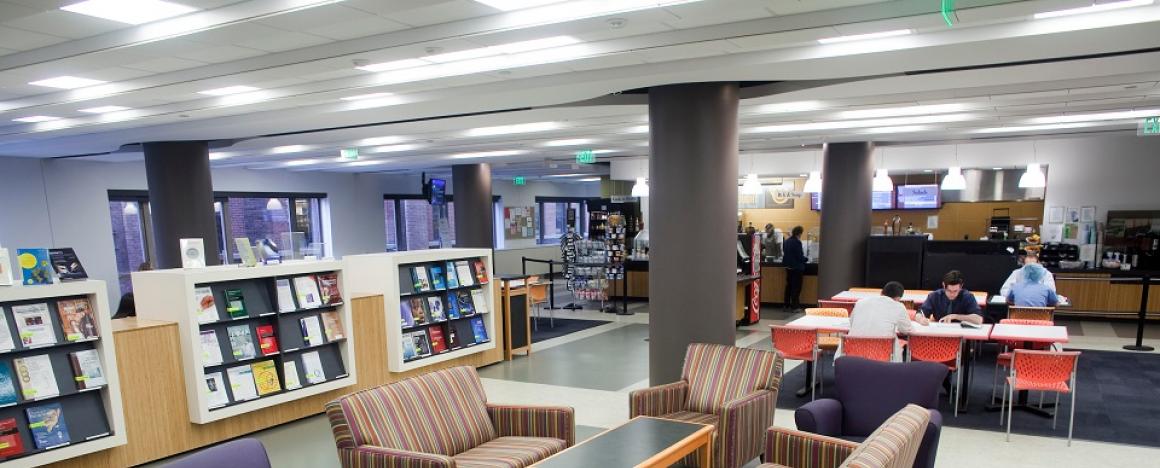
(575, 150, 595, 164)
(340, 148, 359, 160)
(513, 176, 526, 186)
(941, 0, 955, 27)
(1143, 116, 1160, 135)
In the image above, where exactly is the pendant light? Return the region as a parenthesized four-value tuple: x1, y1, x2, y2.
(742, 173, 763, 195)
(872, 147, 894, 192)
(802, 150, 822, 193)
(941, 145, 966, 190)
(631, 177, 650, 197)
(266, 198, 284, 211)
(1018, 141, 1046, 188)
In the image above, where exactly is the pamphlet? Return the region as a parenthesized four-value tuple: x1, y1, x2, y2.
(12, 303, 56, 347)
(194, 287, 220, 324)
(275, 279, 297, 312)
(68, 349, 107, 389)
(282, 361, 302, 390)
(224, 289, 248, 319)
(26, 403, 69, 449)
(0, 362, 18, 406)
(179, 238, 206, 269)
(455, 261, 474, 287)
(0, 308, 16, 351)
(301, 351, 326, 384)
(56, 298, 98, 341)
(14, 355, 59, 400)
(48, 248, 87, 281)
(251, 360, 281, 396)
(205, 372, 230, 408)
(293, 276, 323, 309)
(227, 325, 257, 360)
(226, 365, 259, 401)
(16, 249, 53, 286)
(234, 238, 258, 267)
(300, 316, 324, 347)
(200, 330, 224, 366)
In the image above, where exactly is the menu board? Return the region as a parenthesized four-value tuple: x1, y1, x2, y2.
(811, 191, 895, 211)
(896, 184, 940, 209)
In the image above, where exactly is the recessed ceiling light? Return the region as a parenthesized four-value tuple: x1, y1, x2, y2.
(198, 85, 259, 96)
(29, 76, 107, 89)
(591, 149, 619, 154)
(465, 121, 560, 137)
(284, 159, 321, 166)
(371, 144, 421, 153)
(544, 138, 593, 147)
(749, 114, 973, 133)
(576, 177, 602, 182)
(923, 169, 934, 173)
(341, 92, 394, 101)
(271, 145, 309, 154)
(473, 0, 567, 11)
(970, 123, 1096, 134)
(208, 152, 235, 161)
(449, 150, 527, 159)
(862, 125, 932, 134)
(348, 160, 387, 166)
(428, 36, 579, 63)
(840, 104, 969, 120)
(818, 29, 912, 44)
(625, 125, 649, 134)
(79, 105, 130, 114)
(61, 0, 197, 25)
(992, 167, 1003, 170)
(754, 101, 825, 114)
(355, 58, 429, 73)
(1030, 109, 1160, 124)
(1034, 0, 1154, 19)
(13, 116, 59, 123)
(359, 136, 406, 146)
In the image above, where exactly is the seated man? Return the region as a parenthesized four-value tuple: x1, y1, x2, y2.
(847, 281, 929, 361)
(1007, 263, 1059, 307)
(999, 251, 1055, 297)
(919, 270, 983, 325)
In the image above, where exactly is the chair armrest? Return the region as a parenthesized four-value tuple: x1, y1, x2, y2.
(629, 380, 688, 417)
(765, 427, 858, 468)
(487, 404, 575, 446)
(719, 390, 777, 468)
(794, 399, 844, 436)
(336, 446, 455, 468)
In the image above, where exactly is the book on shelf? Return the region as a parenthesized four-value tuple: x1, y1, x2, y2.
(226, 365, 259, 401)
(255, 325, 279, 356)
(426, 296, 446, 322)
(205, 372, 230, 408)
(412, 329, 433, 357)
(194, 286, 220, 324)
(472, 259, 489, 284)
(300, 316, 324, 347)
(0, 418, 25, 458)
(0, 362, 17, 406)
(301, 351, 326, 384)
(445, 292, 461, 320)
(283, 361, 302, 390)
(400, 300, 414, 328)
(430, 265, 447, 290)
(412, 266, 431, 292)
(321, 311, 344, 341)
(12, 303, 56, 347)
(409, 297, 428, 326)
(69, 349, 106, 390)
(26, 403, 69, 450)
(445, 261, 460, 288)
(428, 326, 448, 354)
(317, 272, 343, 306)
(455, 261, 474, 287)
(56, 297, 98, 341)
(47, 248, 87, 281)
(402, 332, 417, 361)
(458, 290, 477, 316)
(16, 248, 53, 286)
(470, 317, 489, 343)
(0, 308, 15, 351)
(0, 248, 11, 287)
(224, 288, 248, 319)
(275, 279, 297, 313)
(179, 238, 207, 269)
(234, 238, 258, 267)
(227, 325, 257, 360)
(293, 275, 323, 309)
(471, 289, 489, 315)
(199, 330, 224, 366)
(251, 360, 281, 396)
(446, 325, 462, 350)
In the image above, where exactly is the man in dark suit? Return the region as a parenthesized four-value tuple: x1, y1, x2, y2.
(783, 226, 807, 312)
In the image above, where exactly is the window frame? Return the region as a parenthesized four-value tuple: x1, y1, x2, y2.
(384, 193, 501, 251)
(535, 196, 591, 244)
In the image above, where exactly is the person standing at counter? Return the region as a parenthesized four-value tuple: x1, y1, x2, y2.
(783, 226, 807, 312)
(762, 224, 781, 260)
(1007, 264, 1059, 307)
(919, 270, 984, 325)
(999, 251, 1055, 297)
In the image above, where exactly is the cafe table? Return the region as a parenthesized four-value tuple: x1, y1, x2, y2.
(833, 288, 989, 305)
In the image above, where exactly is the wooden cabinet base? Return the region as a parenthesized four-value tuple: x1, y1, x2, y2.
(45, 296, 502, 468)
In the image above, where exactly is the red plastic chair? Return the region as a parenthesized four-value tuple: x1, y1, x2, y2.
(771, 325, 820, 400)
(1002, 350, 1081, 445)
(906, 332, 964, 416)
(817, 300, 855, 314)
(991, 319, 1055, 405)
(841, 336, 895, 362)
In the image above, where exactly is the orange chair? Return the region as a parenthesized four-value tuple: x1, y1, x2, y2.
(1008, 306, 1055, 322)
(527, 275, 551, 330)
(771, 325, 820, 400)
(841, 336, 895, 362)
(1002, 350, 1081, 445)
(906, 332, 964, 416)
(817, 300, 855, 314)
(990, 319, 1055, 405)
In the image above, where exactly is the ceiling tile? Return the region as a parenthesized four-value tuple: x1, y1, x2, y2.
(661, 1, 773, 29)
(0, 25, 67, 50)
(633, 40, 741, 63)
(173, 44, 267, 63)
(762, 0, 888, 16)
(123, 56, 208, 73)
(304, 15, 411, 40)
(257, 3, 368, 30)
(3, 10, 124, 39)
(381, 0, 496, 27)
(237, 30, 333, 53)
(563, 53, 647, 72)
(0, 1, 41, 22)
(192, 22, 289, 46)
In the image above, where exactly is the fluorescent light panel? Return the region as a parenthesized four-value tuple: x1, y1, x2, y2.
(13, 116, 59, 123)
(271, 145, 309, 154)
(29, 76, 107, 89)
(839, 103, 968, 119)
(449, 150, 526, 159)
(862, 125, 932, 134)
(465, 121, 559, 137)
(818, 29, 912, 44)
(61, 0, 197, 25)
(1030, 109, 1160, 124)
(749, 113, 974, 133)
(371, 144, 421, 153)
(348, 160, 387, 166)
(754, 101, 825, 114)
(359, 136, 406, 146)
(284, 159, 321, 166)
(79, 106, 130, 113)
(341, 92, 394, 101)
(971, 123, 1096, 134)
(474, 0, 566, 11)
(198, 85, 258, 96)
(576, 177, 601, 182)
(358, 36, 577, 72)
(1034, 0, 1154, 19)
(544, 139, 593, 147)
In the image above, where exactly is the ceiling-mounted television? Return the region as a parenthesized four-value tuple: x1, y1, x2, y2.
(811, 191, 895, 211)
(896, 184, 941, 209)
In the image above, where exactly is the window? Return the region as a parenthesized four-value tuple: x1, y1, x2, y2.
(384, 195, 499, 251)
(536, 197, 589, 244)
(108, 197, 153, 296)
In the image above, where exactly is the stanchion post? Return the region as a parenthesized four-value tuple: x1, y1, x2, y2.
(1124, 274, 1155, 352)
(548, 261, 556, 310)
(521, 256, 527, 276)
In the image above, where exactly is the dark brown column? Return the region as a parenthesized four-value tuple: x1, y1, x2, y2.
(142, 141, 221, 269)
(452, 164, 495, 249)
(818, 142, 875, 299)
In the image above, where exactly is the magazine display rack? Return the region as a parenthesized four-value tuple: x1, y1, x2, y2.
(132, 261, 356, 424)
(344, 249, 497, 373)
(0, 281, 125, 467)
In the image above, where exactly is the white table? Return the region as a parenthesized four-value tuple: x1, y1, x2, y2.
(832, 289, 989, 305)
(783, 315, 850, 332)
(909, 322, 993, 341)
(988, 295, 1072, 307)
(990, 323, 1070, 344)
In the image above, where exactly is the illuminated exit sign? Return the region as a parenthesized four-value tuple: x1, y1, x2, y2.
(575, 150, 595, 164)
(941, 0, 955, 27)
(1143, 116, 1160, 135)
(340, 148, 359, 160)
(513, 176, 526, 185)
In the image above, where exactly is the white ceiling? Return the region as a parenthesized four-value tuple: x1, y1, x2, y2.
(0, 0, 1158, 179)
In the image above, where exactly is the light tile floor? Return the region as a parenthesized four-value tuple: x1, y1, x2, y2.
(149, 305, 1160, 468)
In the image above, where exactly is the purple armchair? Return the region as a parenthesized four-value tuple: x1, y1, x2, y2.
(794, 357, 946, 468)
(164, 438, 271, 468)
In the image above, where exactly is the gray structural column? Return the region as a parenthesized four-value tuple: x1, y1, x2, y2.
(818, 142, 875, 299)
(142, 141, 221, 269)
(648, 83, 740, 385)
(452, 163, 495, 249)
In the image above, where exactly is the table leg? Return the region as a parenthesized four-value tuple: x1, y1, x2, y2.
(697, 434, 712, 468)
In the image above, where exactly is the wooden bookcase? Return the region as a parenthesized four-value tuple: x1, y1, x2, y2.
(131, 261, 356, 424)
(344, 249, 497, 373)
(0, 281, 126, 467)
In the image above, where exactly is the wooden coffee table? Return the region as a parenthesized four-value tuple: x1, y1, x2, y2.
(531, 416, 714, 468)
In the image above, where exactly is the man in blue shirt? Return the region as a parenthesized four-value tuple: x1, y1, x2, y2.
(783, 226, 807, 312)
(919, 270, 983, 325)
(1008, 264, 1059, 307)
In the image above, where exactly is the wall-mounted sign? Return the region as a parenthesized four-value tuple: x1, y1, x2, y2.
(340, 148, 359, 160)
(1142, 116, 1160, 135)
(513, 176, 526, 186)
(575, 150, 595, 164)
(941, 0, 955, 27)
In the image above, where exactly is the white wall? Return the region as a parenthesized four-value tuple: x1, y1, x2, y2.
(492, 180, 600, 249)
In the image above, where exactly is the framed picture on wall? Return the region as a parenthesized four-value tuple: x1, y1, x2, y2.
(1066, 207, 1080, 223)
(1048, 206, 1064, 224)
(1080, 206, 1096, 223)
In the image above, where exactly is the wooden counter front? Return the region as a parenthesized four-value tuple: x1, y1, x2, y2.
(47, 296, 503, 468)
(759, 266, 818, 306)
(1054, 273, 1160, 319)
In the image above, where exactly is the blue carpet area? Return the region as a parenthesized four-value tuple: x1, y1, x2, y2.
(531, 318, 611, 343)
(774, 347, 1160, 447)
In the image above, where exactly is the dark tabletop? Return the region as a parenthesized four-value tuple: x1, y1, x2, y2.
(534, 417, 708, 468)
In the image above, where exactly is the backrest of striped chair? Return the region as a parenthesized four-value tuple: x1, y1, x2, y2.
(841, 404, 931, 468)
(681, 342, 784, 414)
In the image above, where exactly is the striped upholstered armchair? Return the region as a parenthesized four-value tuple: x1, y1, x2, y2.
(759, 404, 931, 468)
(629, 343, 784, 468)
(325, 366, 574, 468)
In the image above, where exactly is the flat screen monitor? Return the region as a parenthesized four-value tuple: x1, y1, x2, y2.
(811, 191, 895, 211)
(427, 178, 446, 206)
(896, 184, 940, 209)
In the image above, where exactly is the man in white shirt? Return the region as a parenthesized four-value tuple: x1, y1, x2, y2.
(845, 282, 930, 361)
(999, 251, 1055, 298)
